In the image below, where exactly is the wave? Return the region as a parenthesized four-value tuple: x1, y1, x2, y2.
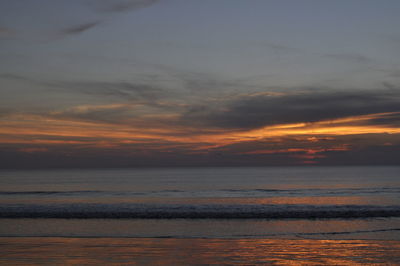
(1, 228, 399, 239)
(230, 228, 400, 238)
(1, 187, 399, 197)
(1, 204, 400, 219)
(0, 191, 104, 195)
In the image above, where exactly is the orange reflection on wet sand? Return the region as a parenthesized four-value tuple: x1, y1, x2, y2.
(0, 237, 399, 265)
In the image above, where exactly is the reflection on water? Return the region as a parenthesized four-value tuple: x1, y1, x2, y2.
(0, 237, 399, 265)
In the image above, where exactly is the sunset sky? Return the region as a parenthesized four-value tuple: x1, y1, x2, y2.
(1, 0, 400, 168)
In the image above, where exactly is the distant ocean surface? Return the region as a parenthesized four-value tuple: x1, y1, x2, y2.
(0, 166, 399, 239)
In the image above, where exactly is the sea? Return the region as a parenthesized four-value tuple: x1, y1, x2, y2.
(1, 166, 400, 264)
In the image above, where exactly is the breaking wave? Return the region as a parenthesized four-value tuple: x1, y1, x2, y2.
(1, 203, 400, 219)
(1, 187, 399, 198)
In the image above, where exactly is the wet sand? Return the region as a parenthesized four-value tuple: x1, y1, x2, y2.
(1, 237, 399, 265)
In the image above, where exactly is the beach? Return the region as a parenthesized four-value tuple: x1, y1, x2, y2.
(1, 237, 400, 265)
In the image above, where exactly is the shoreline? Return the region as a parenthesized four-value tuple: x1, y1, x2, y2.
(1, 237, 400, 265)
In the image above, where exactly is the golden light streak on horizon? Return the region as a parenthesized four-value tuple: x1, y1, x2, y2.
(0, 112, 399, 150)
(231, 112, 400, 143)
(241, 146, 350, 155)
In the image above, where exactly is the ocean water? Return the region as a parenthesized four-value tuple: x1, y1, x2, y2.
(0, 166, 399, 238)
(1, 166, 400, 264)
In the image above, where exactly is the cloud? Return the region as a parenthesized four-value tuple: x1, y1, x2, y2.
(87, 0, 160, 13)
(59, 21, 102, 36)
(382, 82, 399, 90)
(324, 53, 373, 64)
(61, 80, 171, 103)
(366, 112, 400, 127)
(201, 132, 400, 165)
(4, 71, 400, 132)
(49, 103, 139, 124)
(2, 132, 399, 169)
(56, 0, 159, 37)
(44, 79, 181, 124)
(0, 73, 170, 102)
(0, 1, 159, 40)
(0, 73, 32, 82)
(180, 88, 400, 129)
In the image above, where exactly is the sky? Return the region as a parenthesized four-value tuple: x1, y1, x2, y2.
(1, 0, 400, 168)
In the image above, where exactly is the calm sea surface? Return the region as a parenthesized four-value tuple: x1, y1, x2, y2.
(1, 166, 399, 264)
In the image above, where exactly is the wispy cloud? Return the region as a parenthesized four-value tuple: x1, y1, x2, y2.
(382, 82, 399, 90)
(0, 1, 159, 39)
(49, 103, 139, 124)
(0, 73, 171, 102)
(57, 0, 160, 37)
(58, 80, 172, 103)
(87, 0, 160, 13)
(324, 53, 373, 64)
(60, 21, 102, 36)
(3, 71, 400, 132)
(0, 73, 32, 82)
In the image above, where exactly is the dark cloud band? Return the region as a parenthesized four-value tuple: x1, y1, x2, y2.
(181, 89, 400, 129)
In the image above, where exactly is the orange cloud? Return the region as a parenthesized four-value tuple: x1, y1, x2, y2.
(0, 112, 399, 154)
